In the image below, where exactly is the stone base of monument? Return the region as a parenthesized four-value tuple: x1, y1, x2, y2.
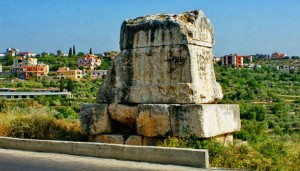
(80, 103, 240, 146)
(87, 134, 233, 146)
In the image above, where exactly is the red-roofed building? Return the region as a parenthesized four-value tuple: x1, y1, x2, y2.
(271, 52, 287, 59)
(77, 54, 101, 70)
(18, 52, 36, 57)
(23, 65, 49, 79)
(11, 64, 49, 79)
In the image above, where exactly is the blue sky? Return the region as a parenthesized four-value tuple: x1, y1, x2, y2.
(0, 0, 299, 56)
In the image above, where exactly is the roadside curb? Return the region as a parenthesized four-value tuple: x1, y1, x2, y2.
(0, 137, 209, 168)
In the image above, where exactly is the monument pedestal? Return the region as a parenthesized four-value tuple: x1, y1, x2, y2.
(137, 104, 240, 138)
(80, 103, 240, 144)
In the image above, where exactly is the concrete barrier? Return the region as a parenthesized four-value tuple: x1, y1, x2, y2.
(0, 137, 209, 168)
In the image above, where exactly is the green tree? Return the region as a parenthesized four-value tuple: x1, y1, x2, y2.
(41, 52, 48, 57)
(270, 102, 290, 118)
(72, 45, 76, 56)
(57, 50, 62, 57)
(97, 58, 110, 70)
(89, 48, 93, 54)
(68, 47, 72, 57)
(77, 52, 85, 56)
(1, 55, 13, 66)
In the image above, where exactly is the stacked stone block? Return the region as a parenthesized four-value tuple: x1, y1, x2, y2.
(79, 10, 241, 145)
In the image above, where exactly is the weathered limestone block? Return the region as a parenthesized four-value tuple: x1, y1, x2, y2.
(97, 10, 223, 104)
(125, 135, 143, 146)
(120, 10, 214, 49)
(213, 134, 233, 145)
(108, 104, 138, 128)
(79, 104, 112, 135)
(170, 104, 241, 138)
(136, 104, 172, 137)
(96, 61, 117, 103)
(96, 134, 124, 144)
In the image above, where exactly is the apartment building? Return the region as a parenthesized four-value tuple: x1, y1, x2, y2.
(90, 70, 107, 79)
(13, 56, 37, 67)
(222, 54, 243, 68)
(77, 54, 101, 70)
(56, 67, 82, 81)
(11, 64, 49, 79)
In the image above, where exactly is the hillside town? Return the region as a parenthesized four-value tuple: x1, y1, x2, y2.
(218, 52, 300, 72)
(1, 47, 299, 81)
(0, 47, 120, 80)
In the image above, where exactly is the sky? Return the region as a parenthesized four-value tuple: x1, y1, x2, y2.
(0, 0, 299, 57)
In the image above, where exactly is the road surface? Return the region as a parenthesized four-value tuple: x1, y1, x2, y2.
(0, 148, 207, 171)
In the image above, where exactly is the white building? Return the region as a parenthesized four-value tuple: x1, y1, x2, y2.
(277, 65, 298, 72)
(6, 48, 19, 56)
(78, 54, 101, 70)
(13, 56, 37, 67)
(90, 70, 107, 79)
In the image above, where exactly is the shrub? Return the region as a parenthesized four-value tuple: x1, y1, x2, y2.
(0, 106, 85, 141)
(240, 103, 267, 121)
(54, 107, 78, 119)
(159, 136, 274, 170)
(234, 120, 268, 142)
(273, 125, 283, 135)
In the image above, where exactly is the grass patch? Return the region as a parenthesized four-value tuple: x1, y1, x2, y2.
(0, 104, 85, 141)
(159, 134, 300, 170)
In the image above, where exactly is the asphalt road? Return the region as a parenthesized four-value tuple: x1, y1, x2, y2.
(0, 148, 206, 171)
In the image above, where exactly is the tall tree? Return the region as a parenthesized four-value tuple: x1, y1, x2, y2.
(89, 48, 93, 54)
(77, 52, 85, 56)
(68, 47, 72, 57)
(72, 45, 76, 56)
(57, 50, 62, 57)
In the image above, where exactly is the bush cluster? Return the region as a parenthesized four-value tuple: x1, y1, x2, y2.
(0, 101, 85, 141)
(159, 133, 299, 170)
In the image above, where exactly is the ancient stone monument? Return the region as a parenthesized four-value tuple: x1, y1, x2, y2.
(79, 10, 241, 145)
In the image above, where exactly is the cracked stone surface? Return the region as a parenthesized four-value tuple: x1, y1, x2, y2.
(97, 10, 223, 104)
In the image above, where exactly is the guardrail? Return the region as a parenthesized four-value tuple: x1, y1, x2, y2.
(0, 137, 209, 168)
